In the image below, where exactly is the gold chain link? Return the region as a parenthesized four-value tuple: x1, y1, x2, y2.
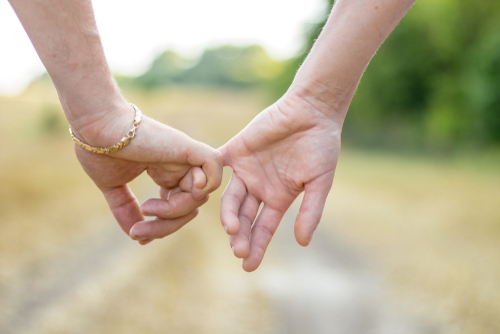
(69, 103, 142, 154)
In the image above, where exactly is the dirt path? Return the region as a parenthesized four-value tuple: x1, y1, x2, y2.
(0, 223, 136, 334)
(256, 208, 440, 334)
(1, 204, 440, 334)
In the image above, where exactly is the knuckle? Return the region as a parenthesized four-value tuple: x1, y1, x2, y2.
(238, 216, 253, 231)
(254, 225, 275, 238)
(227, 192, 241, 204)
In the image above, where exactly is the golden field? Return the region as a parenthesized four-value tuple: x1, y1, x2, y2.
(1, 81, 499, 333)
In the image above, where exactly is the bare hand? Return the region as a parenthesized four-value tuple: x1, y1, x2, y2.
(219, 92, 342, 271)
(73, 103, 223, 244)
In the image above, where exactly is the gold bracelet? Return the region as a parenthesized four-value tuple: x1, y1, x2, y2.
(69, 103, 142, 154)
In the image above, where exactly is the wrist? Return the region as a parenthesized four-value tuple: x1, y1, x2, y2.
(66, 96, 135, 148)
(52, 63, 125, 135)
(285, 78, 354, 124)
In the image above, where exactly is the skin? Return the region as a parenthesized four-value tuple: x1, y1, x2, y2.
(220, 0, 417, 271)
(10, 0, 417, 270)
(9, 0, 223, 244)
(73, 114, 222, 244)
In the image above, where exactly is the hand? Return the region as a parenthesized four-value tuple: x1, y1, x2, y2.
(73, 102, 223, 244)
(219, 92, 342, 271)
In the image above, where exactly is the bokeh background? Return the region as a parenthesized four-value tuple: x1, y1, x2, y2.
(1, 0, 499, 333)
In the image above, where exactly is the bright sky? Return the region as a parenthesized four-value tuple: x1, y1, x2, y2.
(0, 0, 326, 95)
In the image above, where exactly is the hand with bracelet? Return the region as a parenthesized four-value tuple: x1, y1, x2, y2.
(11, 0, 418, 266)
(9, 0, 223, 243)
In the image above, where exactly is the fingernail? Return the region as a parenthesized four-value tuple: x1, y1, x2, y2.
(308, 232, 314, 245)
(223, 224, 228, 233)
(231, 245, 235, 252)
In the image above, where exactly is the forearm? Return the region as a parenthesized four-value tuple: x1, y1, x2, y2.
(290, 0, 416, 120)
(9, 0, 126, 135)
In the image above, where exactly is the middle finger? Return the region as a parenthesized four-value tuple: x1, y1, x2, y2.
(141, 191, 208, 219)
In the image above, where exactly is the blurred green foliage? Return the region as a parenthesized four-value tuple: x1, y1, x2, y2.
(39, 104, 66, 136)
(131, 45, 285, 89)
(118, 0, 500, 150)
(276, 0, 500, 150)
(351, 0, 500, 150)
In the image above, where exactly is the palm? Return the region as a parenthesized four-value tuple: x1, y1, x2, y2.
(74, 115, 223, 241)
(220, 95, 341, 271)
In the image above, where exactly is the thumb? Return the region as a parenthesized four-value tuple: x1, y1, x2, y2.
(179, 166, 207, 193)
(185, 141, 224, 200)
(102, 185, 144, 235)
(294, 172, 334, 246)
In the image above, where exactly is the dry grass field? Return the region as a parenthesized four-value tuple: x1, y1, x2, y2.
(1, 81, 499, 333)
(328, 150, 500, 333)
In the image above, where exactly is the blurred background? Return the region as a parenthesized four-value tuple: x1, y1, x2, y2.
(1, 0, 499, 333)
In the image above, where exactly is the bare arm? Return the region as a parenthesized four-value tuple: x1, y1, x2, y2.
(292, 0, 416, 120)
(220, 0, 417, 271)
(9, 0, 223, 241)
(9, 0, 124, 140)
